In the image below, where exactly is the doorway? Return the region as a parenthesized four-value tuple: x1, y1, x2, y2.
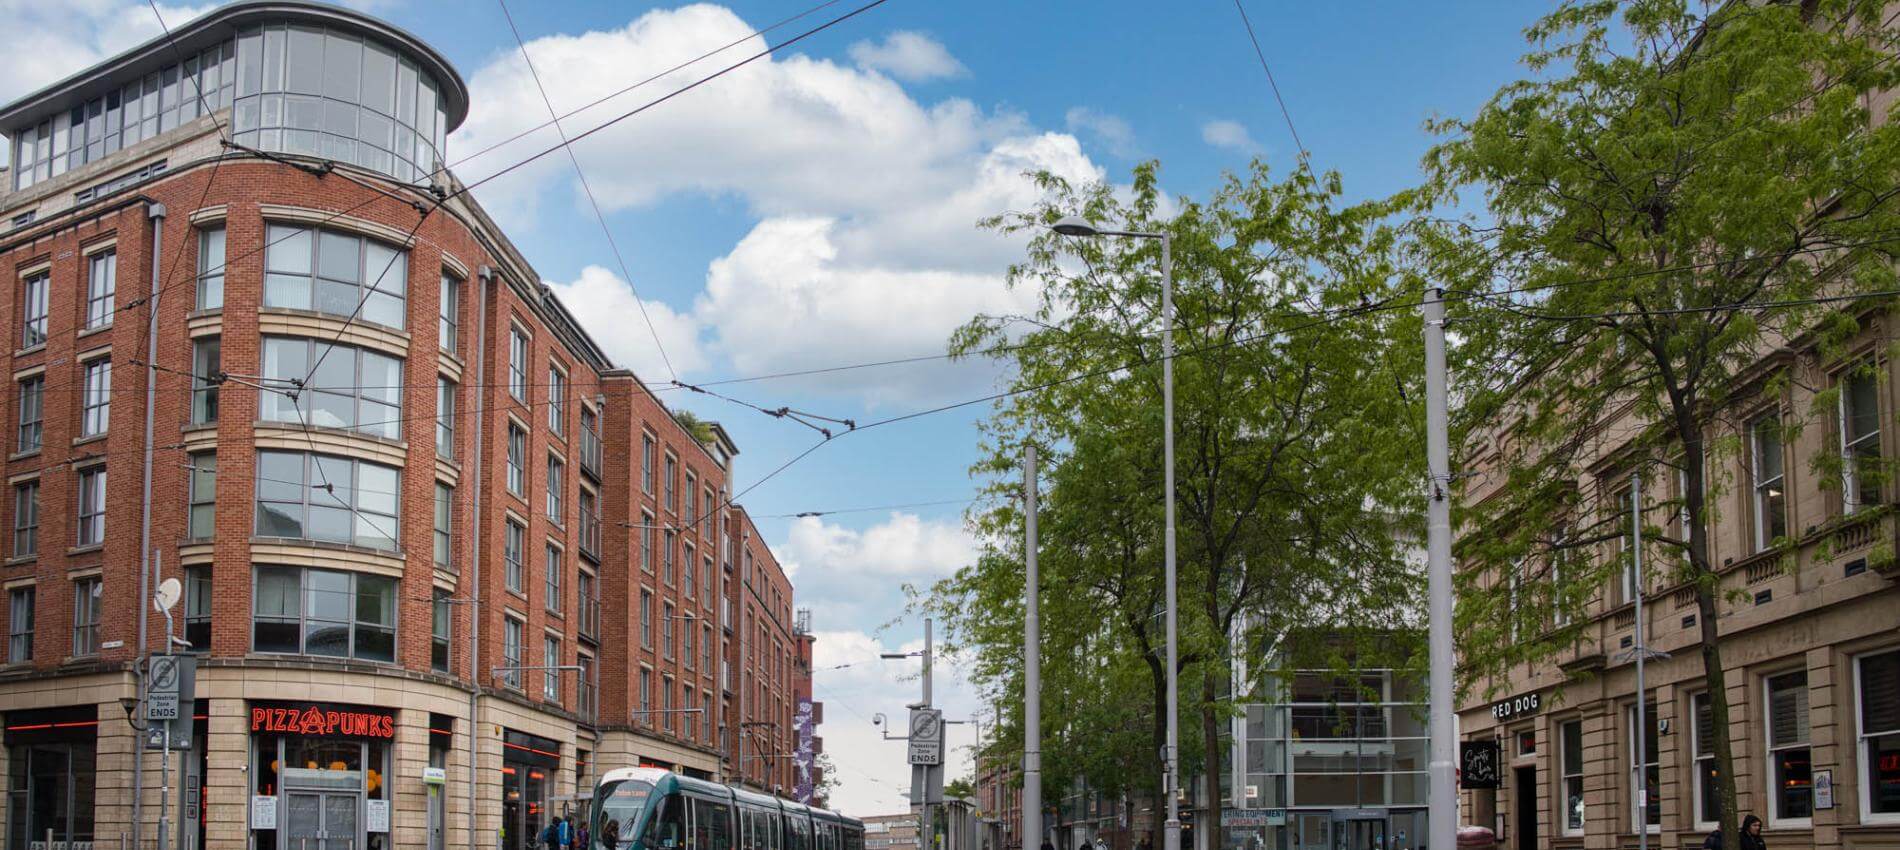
(1513, 766, 1537, 850)
(1335, 819, 1385, 850)
(283, 791, 363, 850)
(1293, 813, 1329, 850)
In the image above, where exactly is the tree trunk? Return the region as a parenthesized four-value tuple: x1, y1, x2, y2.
(1148, 647, 1169, 850)
(1201, 667, 1222, 850)
(1680, 422, 1741, 845)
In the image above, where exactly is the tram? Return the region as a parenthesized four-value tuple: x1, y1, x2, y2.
(590, 767, 865, 850)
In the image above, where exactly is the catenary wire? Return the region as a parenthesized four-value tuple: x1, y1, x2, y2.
(496, 0, 680, 382)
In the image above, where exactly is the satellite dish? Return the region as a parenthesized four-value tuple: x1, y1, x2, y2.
(154, 577, 182, 614)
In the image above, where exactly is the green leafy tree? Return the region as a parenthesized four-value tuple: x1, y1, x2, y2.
(926, 160, 1420, 844)
(1418, 0, 1900, 840)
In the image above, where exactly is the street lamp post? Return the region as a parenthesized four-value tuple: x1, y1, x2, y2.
(1049, 215, 1180, 850)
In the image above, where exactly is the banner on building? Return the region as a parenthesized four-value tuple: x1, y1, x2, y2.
(793, 698, 817, 802)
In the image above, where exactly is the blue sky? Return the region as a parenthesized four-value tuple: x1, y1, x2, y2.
(5, 0, 1551, 814)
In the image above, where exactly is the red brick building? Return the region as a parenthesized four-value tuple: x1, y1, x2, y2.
(0, 3, 816, 849)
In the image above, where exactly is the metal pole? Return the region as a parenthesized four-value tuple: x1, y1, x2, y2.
(1160, 233, 1181, 850)
(160, 607, 174, 850)
(923, 617, 935, 850)
(1022, 445, 1041, 850)
(1632, 470, 1648, 850)
(1422, 288, 1457, 850)
(135, 200, 166, 845)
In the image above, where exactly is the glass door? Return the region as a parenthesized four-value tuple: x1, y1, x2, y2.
(282, 791, 361, 850)
(1335, 820, 1384, 850)
(1292, 814, 1329, 850)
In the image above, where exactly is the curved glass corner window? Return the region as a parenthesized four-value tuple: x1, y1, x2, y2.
(252, 564, 396, 661)
(260, 336, 403, 438)
(253, 449, 400, 551)
(263, 224, 408, 328)
(230, 24, 449, 183)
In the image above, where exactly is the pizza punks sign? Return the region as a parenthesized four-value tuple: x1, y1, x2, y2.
(251, 703, 396, 739)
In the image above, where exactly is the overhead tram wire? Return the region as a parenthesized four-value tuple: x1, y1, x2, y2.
(497, 0, 680, 382)
(1230, 0, 1309, 168)
(447, 0, 848, 171)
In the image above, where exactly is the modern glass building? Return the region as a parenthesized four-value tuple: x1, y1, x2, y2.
(1229, 665, 1429, 850)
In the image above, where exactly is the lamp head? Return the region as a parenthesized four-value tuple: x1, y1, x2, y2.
(1051, 215, 1102, 238)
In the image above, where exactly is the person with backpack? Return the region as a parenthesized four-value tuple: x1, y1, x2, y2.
(1702, 814, 1766, 850)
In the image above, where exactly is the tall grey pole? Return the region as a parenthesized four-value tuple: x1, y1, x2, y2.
(135, 201, 166, 844)
(1160, 234, 1181, 850)
(1631, 470, 1648, 850)
(1422, 288, 1456, 850)
(1022, 445, 1041, 850)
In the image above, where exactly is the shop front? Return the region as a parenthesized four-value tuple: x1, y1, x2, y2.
(500, 729, 559, 850)
(3, 706, 97, 850)
(248, 701, 396, 850)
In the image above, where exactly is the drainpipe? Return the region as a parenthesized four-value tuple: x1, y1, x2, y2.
(133, 200, 167, 845)
(467, 266, 492, 850)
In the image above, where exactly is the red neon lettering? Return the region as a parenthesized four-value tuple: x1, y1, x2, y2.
(251, 708, 268, 732)
(325, 711, 342, 735)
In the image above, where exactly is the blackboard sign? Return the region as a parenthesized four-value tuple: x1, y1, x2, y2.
(1460, 740, 1501, 789)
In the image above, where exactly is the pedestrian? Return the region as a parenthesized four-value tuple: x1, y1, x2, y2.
(578, 820, 590, 850)
(543, 817, 563, 850)
(559, 815, 575, 850)
(601, 818, 621, 850)
(1701, 814, 1767, 850)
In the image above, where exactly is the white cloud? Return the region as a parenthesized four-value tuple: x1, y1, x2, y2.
(454, 5, 1111, 405)
(847, 31, 968, 82)
(545, 265, 711, 380)
(1201, 118, 1263, 154)
(777, 511, 977, 581)
(1065, 106, 1135, 158)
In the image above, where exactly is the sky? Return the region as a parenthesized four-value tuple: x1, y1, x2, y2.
(3, 0, 1552, 816)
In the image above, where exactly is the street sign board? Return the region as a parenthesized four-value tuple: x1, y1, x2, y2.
(907, 708, 944, 765)
(1220, 810, 1286, 827)
(147, 693, 180, 721)
(149, 655, 184, 695)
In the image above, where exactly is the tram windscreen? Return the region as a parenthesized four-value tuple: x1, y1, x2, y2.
(592, 779, 654, 850)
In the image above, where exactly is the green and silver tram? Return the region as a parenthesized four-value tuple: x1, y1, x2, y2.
(590, 767, 865, 850)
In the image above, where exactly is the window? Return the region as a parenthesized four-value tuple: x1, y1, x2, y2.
(72, 577, 101, 656)
(20, 271, 47, 348)
(1612, 484, 1639, 604)
(684, 542, 696, 601)
(546, 455, 564, 525)
(703, 491, 715, 535)
(703, 557, 714, 609)
(579, 488, 600, 560)
(1629, 702, 1659, 831)
(253, 451, 399, 549)
(436, 377, 455, 458)
(187, 452, 216, 540)
(543, 636, 561, 702)
(76, 467, 106, 546)
(439, 272, 459, 352)
(259, 337, 401, 439)
(703, 692, 713, 743)
(8, 587, 33, 662)
(84, 250, 116, 330)
(197, 226, 225, 310)
(641, 590, 653, 649)
(1691, 693, 1720, 827)
(184, 565, 210, 651)
(702, 624, 712, 672)
(1752, 415, 1787, 550)
(664, 531, 676, 585)
(1765, 670, 1812, 824)
(642, 434, 655, 493)
(684, 617, 695, 669)
(640, 668, 652, 721)
(192, 337, 220, 424)
(432, 589, 451, 673)
(548, 366, 566, 434)
(663, 676, 674, 731)
(262, 224, 407, 328)
(81, 359, 111, 437)
(433, 483, 452, 571)
(578, 652, 596, 718)
(1856, 648, 1900, 819)
(505, 520, 525, 593)
(664, 454, 677, 513)
(507, 425, 526, 496)
(663, 602, 675, 659)
(684, 684, 696, 738)
(641, 514, 654, 572)
(16, 376, 42, 452)
(12, 481, 39, 558)
(252, 565, 396, 661)
(578, 570, 598, 640)
(501, 616, 523, 689)
(545, 543, 563, 615)
(684, 472, 697, 527)
(509, 328, 528, 400)
(580, 407, 601, 478)
(1841, 367, 1882, 512)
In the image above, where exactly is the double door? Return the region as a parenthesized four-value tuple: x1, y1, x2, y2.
(1334, 819, 1384, 850)
(282, 791, 361, 850)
